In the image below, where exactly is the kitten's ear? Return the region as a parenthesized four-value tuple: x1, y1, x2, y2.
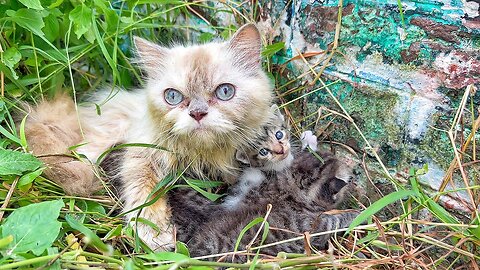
(271, 104, 285, 122)
(227, 24, 262, 70)
(235, 150, 251, 165)
(133, 36, 167, 74)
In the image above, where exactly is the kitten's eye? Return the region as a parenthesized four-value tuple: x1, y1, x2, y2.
(215, 83, 235, 101)
(275, 130, 284, 140)
(164, 88, 184, 105)
(258, 148, 269, 156)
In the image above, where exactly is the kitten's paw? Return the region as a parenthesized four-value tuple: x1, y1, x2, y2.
(300, 130, 318, 151)
(323, 209, 360, 228)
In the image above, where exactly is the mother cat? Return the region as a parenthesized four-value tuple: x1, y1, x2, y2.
(24, 24, 273, 250)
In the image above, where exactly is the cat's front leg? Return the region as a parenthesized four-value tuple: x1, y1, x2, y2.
(121, 149, 175, 251)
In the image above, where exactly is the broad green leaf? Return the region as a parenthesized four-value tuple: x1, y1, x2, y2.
(0, 235, 13, 249)
(104, 225, 122, 240)
(347, 190, 415, 233)
(6, 9, 45, 37)
(85, 201, 106, 215)
(69, 4, 93, 40)
(2, 47, 21, 79)
(18, 168, 44, 187)
(65, 214, 112, 254)
(262, 42, 285, 58)
(199, 32, 215, 42)
(48, 0, 64, 9)
(43, 13, 60, 42)
(19, 0, 43, 10)
(94, 0, 119, 34)
(175, 241, 190, 257)
(0, 149, 42, 176)
(1, 200, 64, 255)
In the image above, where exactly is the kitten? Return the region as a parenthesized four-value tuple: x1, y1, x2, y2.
(22, 24, 274, 250)
(222, 104, 293, 209)
(170, 117, 358, 258)
(173, 150, 358, 259)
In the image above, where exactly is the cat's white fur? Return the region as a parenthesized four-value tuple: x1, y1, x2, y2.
(222, 167, 266, 209)
(23, 24, 273, 251)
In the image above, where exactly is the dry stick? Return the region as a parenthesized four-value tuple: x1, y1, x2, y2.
(240, 204, 273, 262)
(0, 177, 19, 221)
(436, 85, 478, 213)
(37, 240, 77, 270)
(448, 86, 476, 210)
(436, 109, 480, 200)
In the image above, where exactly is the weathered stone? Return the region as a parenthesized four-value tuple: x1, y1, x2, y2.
(400, 42, 421, 63)
(254, 0, 480, 213)
(301, 4, 354, 47)
(410, 17, 460, 43)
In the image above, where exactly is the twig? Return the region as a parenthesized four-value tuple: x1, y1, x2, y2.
(436, 85, 478, 213)
(0, 177, 19, 222)
(37, 240, 77, 270)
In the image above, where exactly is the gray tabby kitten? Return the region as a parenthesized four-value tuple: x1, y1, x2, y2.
(169, 108, 358, 259)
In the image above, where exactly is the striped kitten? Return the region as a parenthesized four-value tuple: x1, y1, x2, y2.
(222, 104, 293, 209)
(170, 112, 358, 258)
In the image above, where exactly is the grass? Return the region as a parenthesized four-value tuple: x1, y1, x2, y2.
(0, 0, 479, 269)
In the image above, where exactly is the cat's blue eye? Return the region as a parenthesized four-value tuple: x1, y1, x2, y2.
(275, 130, 284, 140)
(215, 83, 235, 101)
(164, 88, 184, 105)
(259, 148, 269, 156)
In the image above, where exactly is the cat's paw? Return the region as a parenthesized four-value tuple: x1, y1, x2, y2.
(323, 209, 360, 228)
(133, 222, 175, 251)
(300, 130, 318, 151)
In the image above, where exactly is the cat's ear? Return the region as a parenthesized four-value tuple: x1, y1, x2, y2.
(227, 24, 262, 70)
(133, 36, 167, 74)
(271, 104, 285, 122)
(235, 150, 251, 165)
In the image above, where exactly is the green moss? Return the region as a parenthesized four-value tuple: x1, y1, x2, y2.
(308, 81, 401, 165)
(340, 8, 427, 63)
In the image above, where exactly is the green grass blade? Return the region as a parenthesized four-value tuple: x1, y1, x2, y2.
(96, 143, 169, 165)
(233, 217, 264, 253)
(65, 214, 112, 254)
(347, 190, 415, 233)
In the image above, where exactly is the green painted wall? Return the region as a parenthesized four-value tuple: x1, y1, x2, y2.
(258, 0, 480, 209)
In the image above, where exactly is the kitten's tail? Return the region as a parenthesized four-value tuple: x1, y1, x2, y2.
(21, 94, 101, 196)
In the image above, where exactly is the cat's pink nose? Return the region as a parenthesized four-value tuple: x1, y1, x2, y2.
(189, 110, 208, 121)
